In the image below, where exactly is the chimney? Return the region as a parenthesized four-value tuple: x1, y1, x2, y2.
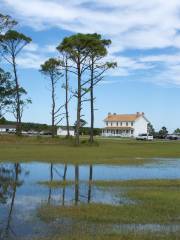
(142, 112, 144, 116)
(113, 113, 116, 115)
(108, 112, 111, 116)
(136, 112, 140, 116)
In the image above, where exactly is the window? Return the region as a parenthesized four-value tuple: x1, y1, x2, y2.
(117, 122, 118, 126)
(126, 122, 128, 126)
(111, 122, 113, 126)
(126, 130, 129, 133)
(120, 122, 122, 126)
(131, 122, 133, 126)
(106, 122, 108, 126)
(131, 130, 134, 134)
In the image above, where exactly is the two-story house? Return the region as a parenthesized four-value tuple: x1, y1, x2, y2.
(102, 112, 149, 137)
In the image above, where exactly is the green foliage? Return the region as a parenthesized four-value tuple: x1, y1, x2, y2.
(0, 13, 17, 34)
(0, 30, 31, 46)
(0, 30, 32, 60)
(57, 33, 98, 59)
(147, 123, 155, 136)
(0, 68, 14, 117)
(0, 117, 6, 124)
(174, 128, 180, 134)
(74, 119, 87, 128)
(157, 126, 168, 139)
(40, 58, 63, 77)
(79, 127, 102, 136)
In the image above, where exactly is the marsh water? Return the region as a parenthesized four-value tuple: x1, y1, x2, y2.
(0, 158, 180, 239)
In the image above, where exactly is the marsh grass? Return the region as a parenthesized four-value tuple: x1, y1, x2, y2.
(37, 179, 180, 189)
(38, 180, 74, 188)
(37, 180, 180, 224)
(93, 179, 180, 188)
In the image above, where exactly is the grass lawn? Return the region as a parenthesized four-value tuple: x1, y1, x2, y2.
(0, 135, 180, 164)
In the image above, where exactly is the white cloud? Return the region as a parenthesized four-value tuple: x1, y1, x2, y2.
(24, 43, 39, 52)
(2, 0, 180, 86)
(17, 52, 47, 69)
(43, 44, 57, 53)
(2, 0, 180, 50)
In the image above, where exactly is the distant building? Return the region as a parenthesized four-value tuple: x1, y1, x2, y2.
(0, 125, 16, 134)
(57, 126, 75, 136)
(102, 112, 149, 137)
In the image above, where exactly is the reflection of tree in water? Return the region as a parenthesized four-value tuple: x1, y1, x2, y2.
(62, 164, 67, 206)
(75, 165, 79, 205)
(0, 164, 15, 204)
(74, 165, 93, 205)
(0, 163, 23, 239)
(48, 163, 54, 204)
(47, 164, 94, 206)
(88, 165, 93, 204)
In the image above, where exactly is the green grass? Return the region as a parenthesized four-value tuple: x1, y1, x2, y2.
(93, 179, 180, 187)
(0, 135, 180, 164)
(34, 232, 180, 240)
(38, 179, 180, 188)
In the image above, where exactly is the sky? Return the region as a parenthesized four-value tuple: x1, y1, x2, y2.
(1, 0, 180, 132)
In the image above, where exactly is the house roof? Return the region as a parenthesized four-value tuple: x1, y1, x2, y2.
(0, 124, 16, 129)
(104, 112, 146, 122)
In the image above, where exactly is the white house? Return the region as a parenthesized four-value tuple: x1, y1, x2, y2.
(0, 125, 16, 134)
(57, 126, 75, 136)
(102, 112, 149, 138)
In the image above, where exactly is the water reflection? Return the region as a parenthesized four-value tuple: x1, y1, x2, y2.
(0, 159, 180, 239)
(0, 163, 23, 239)
(62, 164, 67, 206)
(45, 164, 94, 206)
(88, 165, 93, 204)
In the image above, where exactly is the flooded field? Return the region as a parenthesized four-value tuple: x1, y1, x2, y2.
(0, 159, 180, 239)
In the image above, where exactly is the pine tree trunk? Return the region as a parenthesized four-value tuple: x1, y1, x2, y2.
(65, 57, 70, 137)
(75, 58, 81, 145)
(51, 76, 55, 137)
(89, 60, 94, 143)
(12, 56, 21, 136)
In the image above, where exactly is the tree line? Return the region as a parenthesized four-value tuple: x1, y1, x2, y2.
(148, 123, 180, 139)
(0, 13, 116, 144)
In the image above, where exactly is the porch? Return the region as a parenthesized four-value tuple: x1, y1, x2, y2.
(102, 127, 134, 137)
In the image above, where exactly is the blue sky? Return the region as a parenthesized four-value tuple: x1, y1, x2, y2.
(1, 0, 180, 132)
